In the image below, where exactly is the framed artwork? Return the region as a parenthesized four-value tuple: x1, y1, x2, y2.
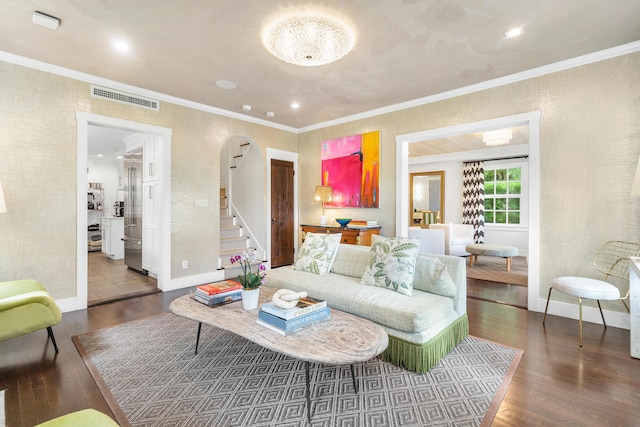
(321, 130, 379, 208)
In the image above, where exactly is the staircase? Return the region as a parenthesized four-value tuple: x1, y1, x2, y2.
(218, 188, 260, 280)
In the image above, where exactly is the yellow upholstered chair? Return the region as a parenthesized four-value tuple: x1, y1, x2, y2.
(543, 240, 640, 346)
(35, 409, 119, 426)
(0, 279, 62, 352)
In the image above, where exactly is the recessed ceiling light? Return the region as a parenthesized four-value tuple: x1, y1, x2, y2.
(97, 154, 103, 157)
(266, 112, 275, 118)
(291, 102, 300, 109)
(112, 40, 131, 52)
(242, 105, 252, 112)
(504, 27, 524, 39)
(215, 80, 237, 90)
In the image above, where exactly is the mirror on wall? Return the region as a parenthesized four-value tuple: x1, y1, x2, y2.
(410, 171, 445, 226)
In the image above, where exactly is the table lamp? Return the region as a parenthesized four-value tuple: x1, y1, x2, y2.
(314, 185, 332, 225)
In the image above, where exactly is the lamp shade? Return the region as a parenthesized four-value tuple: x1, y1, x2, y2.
(632, 156, 640, 197)
(0, 180, 6, 213)
(314, 185, 333, 202)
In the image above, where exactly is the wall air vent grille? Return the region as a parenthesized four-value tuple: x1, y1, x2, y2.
(90, 85, 159, 111)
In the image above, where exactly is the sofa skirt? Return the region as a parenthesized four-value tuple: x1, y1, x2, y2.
(379, 313, 469, 374)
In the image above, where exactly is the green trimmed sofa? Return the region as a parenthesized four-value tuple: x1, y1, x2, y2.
(265, 243, 468, 373)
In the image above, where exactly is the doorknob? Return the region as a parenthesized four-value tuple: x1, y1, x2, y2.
(271, 218, 277, 223)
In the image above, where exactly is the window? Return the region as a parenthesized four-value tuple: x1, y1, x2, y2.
(484, 166, 521, 224)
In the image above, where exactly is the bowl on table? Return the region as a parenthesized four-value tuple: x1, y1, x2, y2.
(335, 218, 352, 228)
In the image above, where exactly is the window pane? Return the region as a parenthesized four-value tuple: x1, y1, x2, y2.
(508, 198, 520, 210)
(496, 212, 507, 223)
(495, 198, 507, 210)
(485, 212, 494, 223)
(508, 168, 521, 180)
(508, 182, 521, 194)
(484, 170, 495, 182)
(496, 182, 507, 194)
(508, 212, 520, 224)
(496, 169, 507, 181)
(484, 198, 494, 210)
(484, 183, 495, 194)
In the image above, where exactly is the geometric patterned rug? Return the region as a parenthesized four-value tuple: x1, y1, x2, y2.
(73, 313, 523, 427)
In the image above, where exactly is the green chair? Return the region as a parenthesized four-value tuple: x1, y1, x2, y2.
(35, 409, 119, 426)
(0, 279, 62, 352)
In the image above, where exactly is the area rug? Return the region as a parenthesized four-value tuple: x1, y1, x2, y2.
(466, 255, 528, 286)
(73, 313, 523, 427)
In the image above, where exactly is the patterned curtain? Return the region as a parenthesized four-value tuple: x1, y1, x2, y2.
(462, 161, 485, 243)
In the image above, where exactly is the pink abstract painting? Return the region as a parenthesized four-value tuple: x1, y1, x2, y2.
(321, 130, 379, 208)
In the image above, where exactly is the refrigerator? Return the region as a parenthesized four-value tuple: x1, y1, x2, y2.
(123, 147, 144, 273)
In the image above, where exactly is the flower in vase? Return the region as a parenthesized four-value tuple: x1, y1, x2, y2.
(230, 250, 266, 290)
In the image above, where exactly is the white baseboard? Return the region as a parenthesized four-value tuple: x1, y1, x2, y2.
(163, 270, 226, 292)
(55, 296, 87, 313)
(539, 298, 630, 330)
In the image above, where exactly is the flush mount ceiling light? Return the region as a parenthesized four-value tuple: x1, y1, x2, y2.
(483, 129, 513, 146)
(262, 12, 355, 66)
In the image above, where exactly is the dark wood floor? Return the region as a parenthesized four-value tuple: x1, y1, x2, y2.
(1, 286, 639, 426)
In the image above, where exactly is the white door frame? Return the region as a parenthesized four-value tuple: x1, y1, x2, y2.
(396, 111, 541, 312)
(62, 112, 172, 312)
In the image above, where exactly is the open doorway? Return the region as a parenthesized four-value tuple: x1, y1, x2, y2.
(86, 125, 158, 306)
(75, 112, 172, 312)
(396, 112, 541, 312)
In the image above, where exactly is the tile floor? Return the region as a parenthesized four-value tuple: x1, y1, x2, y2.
(88, 251, 158, 306)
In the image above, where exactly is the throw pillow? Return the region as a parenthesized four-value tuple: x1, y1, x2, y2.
(412, 255, 457, 298)
(293, 232, 342, 275)
(360, 235, 420, 296)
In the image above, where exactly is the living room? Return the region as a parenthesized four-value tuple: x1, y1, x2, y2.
(1, 1, 640, 426)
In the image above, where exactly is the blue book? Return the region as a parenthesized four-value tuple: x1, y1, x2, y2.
(258, 306, 331, 332)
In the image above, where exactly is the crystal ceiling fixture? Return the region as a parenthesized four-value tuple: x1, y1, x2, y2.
(262, 12, 355, 67)
(483, 129, 513, 146)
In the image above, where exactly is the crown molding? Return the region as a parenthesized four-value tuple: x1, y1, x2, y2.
(2, 40, 639, 135)
(298, 40, 640, 133)
(0, 50, 298, 134)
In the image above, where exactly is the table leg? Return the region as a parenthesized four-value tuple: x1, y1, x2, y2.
(194, 322, 202, 355)
(350, 364, 358, 394)
(305, 361, 312, 423)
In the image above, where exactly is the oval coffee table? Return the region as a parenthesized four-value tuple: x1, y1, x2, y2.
(169, 286, 389, 422)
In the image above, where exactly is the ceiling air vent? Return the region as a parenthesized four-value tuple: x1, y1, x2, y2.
(90, 85, 159, 111)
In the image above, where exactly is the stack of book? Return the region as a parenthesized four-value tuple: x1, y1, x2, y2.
(193, 280, 242, 307)
(257, 296, 330, 335)
(349, 219, 378, 228)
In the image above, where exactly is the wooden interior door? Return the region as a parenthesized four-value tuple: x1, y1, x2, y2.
(270, 159, 294, 267)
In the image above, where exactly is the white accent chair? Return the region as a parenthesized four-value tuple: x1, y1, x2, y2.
(543, 240, 640, 347)
(408, 227, 445, 255)
(429, 223, 474, 256)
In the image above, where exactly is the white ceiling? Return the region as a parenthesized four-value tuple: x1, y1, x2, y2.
(1, 0, 639, 130)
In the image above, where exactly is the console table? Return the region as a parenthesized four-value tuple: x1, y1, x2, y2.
(301, 224, 381, 246)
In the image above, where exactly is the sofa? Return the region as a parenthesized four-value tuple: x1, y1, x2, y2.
(429, 223, 474, 256)
(265, 242, 468, 373)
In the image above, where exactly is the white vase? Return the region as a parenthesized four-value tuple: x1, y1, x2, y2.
(241, 288, 260, 310)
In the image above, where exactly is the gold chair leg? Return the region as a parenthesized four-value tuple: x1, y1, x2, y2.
(506, 257, 512, 272)
(578, 297, 583, 347)
(543, 287, 553, 324)
(596, 300, 607, 328)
